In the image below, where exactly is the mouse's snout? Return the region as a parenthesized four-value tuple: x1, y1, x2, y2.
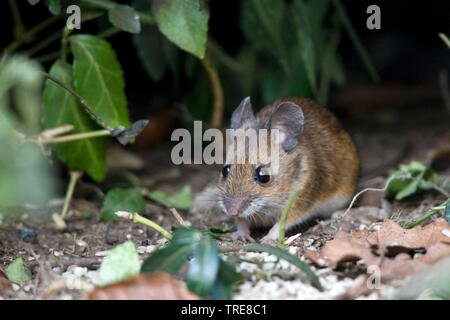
(224, 195, 250, 216)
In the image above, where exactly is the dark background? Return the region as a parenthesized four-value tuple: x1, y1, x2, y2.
(1, 0, 449, 126)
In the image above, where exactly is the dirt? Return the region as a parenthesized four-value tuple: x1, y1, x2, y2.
(0, 103, 449, 300)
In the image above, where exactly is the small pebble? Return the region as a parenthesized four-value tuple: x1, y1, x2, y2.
(105, 233, 119, 245)
(75, 240, 88, 247)
(11, 284, 20, 292)
(20, 227, 37, 243)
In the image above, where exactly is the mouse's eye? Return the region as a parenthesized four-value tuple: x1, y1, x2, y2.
(222, 165, 231, 179)
(255, 166, 270, 184)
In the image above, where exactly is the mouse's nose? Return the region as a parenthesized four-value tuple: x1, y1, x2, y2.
(225, 196, 250, 216)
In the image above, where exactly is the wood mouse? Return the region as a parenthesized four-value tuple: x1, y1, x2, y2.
(217, 96, 359, 242)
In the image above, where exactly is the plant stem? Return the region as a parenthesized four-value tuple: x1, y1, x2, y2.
(404, 199, 449, 229)
(278, 189, 302, 249)
(60, 171, 83, 220)
(5, 15, 62, 53)
(201, 55, 224, 128)
(9, 0, 26, 41)
(42, 72, 114, 132)
(40, 129, 110, 144)
(439, 33, 450, 50)
(207, 41, 251, 75)
(81, 0, 155, 25)
(115, 211, 173, 240)
(26, 29, 62, 57)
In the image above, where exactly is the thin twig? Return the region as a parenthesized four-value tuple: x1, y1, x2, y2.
(40, 129, 111, 144)
(115, 211, 173, 240)
(42, 72, 114, 132)
(342, 174, 408, 218)
(8, 0, 25, 41)
(169, 208, 187, 226)
(5, 15, 62, 53)
(201, 55, 224, 128)
(60, 171, 83, 220)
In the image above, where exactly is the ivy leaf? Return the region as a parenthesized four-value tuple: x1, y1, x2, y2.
(147, 185, 192, 210)
(141, 242, 195, 275)
(108, 4, 141, 34)
(141, 227, 200, 274)
(187, 235, 219, 297)
(210, 258, 243, 300)
(45, 0, 60, 15)
(243, 244, 323, 291)
(42, 60, 108, 182)
(97, 241, 140, 287)
(385, 161, 438, 200)
(100, 188, 146, 221)
(5, 258, 32, 283)
(69, 34, 131, 129)
(152, 0, 209, 59)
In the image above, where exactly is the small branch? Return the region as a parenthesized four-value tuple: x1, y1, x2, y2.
(278, 189, 302, 249)
(42, 72, 114, 132)
(9, 0, 26, 41)
(201, 55, 224, 128)
(439, 69, 450, 114)
(26, 29, 62, 57)
(115, 211, 173, 240)
(342, 174, 401, 218)
(60, 171, 83, 220)
(207, 41, 251, 75)
(169, 208, 187, 226)
(40, 129, 111, 144)
(5, 15, 62, 53)
(404, 199, 449, 229)
(40, 125, 74, 139)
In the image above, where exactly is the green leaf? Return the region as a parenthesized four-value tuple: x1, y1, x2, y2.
(108, 4, 141, 34)
(45, 0, 60, 15)
(6, 258, 32, 283)
(147, 185, 192, 210)
(187, 235, 219, 297)
(171, 226, 202, 245)
(141, 226, 200, 274)
(69, 34, 131, 129)
(28, 0, 40, 5)
(293, 0, 317, 93)
(97, 241, 140, 287)
(241, 0, 289, 73)
(0, 56, 55, 210)
(132, 24, 168, 81)
(42, 60, 108, 182)
(243, 244, 323, 291)
(141, 242, 195, 274)
(100, 188, 146, 221)
(210, 258, 243, 300)
(385, 161, 438, 200)
(445, 200, 450, 223)
(152, 0, 209, 59)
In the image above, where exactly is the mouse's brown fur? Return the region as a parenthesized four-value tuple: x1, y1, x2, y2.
(217, 97, 359, 241)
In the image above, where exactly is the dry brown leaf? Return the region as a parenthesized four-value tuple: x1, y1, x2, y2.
(0, 265, 11, 294)
(305, 218, 450, 282)
(86, 272, 198, 300)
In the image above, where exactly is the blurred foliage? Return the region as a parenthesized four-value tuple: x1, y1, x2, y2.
(1, 0, 376, 213)
(0, 56, 55, 215)
(386, 161, 438, 201)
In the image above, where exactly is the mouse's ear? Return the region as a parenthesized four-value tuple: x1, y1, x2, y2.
(267, 101, 304, 152)
(231, 96, 258, 130)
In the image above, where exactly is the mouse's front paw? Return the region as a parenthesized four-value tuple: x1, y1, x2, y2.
(231, 230, 255, 243)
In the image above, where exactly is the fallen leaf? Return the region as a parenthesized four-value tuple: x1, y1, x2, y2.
(0, 265, 11, 294)
(86, 272, 198, 300)
(305, 218, 450, 283)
